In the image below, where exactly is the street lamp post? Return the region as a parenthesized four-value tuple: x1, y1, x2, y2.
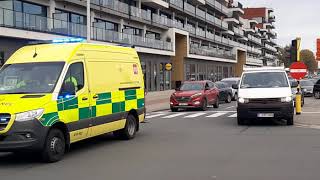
(87, 0, 90, 42)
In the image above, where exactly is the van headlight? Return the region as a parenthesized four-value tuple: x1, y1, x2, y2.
(238, 97, 249, 104)
(15, 109, 44, 122)
(281, 97, 292, 103)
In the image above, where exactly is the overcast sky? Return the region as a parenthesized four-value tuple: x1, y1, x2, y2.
(240, 0, 319, 52)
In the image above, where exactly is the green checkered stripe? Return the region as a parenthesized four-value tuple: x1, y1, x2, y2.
(40, 89, 144, 126)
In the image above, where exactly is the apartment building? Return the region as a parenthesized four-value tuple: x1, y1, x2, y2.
(0, 0, 279, 92)
(243, 7, 279, 67)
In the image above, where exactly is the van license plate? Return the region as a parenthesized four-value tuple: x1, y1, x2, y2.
(179, 103, 188, 106)
(257, 113, 274, 118)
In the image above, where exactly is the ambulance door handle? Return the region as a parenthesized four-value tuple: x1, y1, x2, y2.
(82, 97, 88, 101)
(93, 95, 99, 99)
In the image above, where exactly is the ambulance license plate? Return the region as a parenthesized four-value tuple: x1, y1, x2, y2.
(257, 113, 274, 118)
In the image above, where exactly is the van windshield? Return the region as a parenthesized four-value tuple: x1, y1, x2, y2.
(240, 72, 289, 89)
(0, 62, 65, 94)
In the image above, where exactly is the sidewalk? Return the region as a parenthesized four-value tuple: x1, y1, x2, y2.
(145, 90, 174, 112)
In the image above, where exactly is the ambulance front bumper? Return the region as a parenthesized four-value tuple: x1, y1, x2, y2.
(0, 119, 48, 152)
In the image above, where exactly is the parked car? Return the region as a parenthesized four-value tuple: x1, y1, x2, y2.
(221, 77, 240, 100)
(300, 79, 314, 97)
(170, 81, 219, 111)
(314, 79, 320, 99)
(215, 82, 233, 103)
(290, 80, 304, 107)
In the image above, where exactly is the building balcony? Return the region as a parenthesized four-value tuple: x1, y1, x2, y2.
(196, 8, 206, 20)
(247, 46, 262, 55)
(263, 53, 275, 60)
(196, 28, 206, 37)
(190, 45, 236, 60)
(184, 2, 196, 14)
(185, 24, 196, 34)
(247, 34, 262, 45)
(92, 0, 130, 14)
(130, 6, 152, 21)
(141, 0, 169, 8)
(228, 1, 244, 15)
(233, 27, 244, 37)
(0, 7, 87, 38)
(246, 56, 263, 66)
(264, 44, 277, 52)
(92, 27, 173, 51)
(169, 0, 183, 9)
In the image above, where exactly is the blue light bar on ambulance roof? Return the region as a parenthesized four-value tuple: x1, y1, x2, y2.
(52, 38, 85, 44)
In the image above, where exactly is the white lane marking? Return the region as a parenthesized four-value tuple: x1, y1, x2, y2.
(225, 106, 235, 109)
(301, 112, 320, 114)
(209, 111, 236, 113)
(184, 113, 207, 118)
(206, 112, 227, 117)
(295, 123, 320, 129)
(146, 113, 166, 119)
(228, 113, 237, 118)
(162, 113, 187, 119)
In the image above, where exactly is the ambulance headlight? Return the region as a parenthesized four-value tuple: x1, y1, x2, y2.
(281, 96, 292, 103)
(15, 109, 44, 122)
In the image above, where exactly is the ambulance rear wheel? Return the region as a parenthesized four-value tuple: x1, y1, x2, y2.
(41, 128, 66, 163)
(114, 114, 137, 140)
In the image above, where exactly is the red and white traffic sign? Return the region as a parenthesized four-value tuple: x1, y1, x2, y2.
(290, 62, 307, 80)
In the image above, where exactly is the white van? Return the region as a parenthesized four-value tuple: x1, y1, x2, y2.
(234, 67, 295, 126)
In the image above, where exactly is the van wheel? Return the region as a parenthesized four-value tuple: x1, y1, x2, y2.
(213, 98, 219, 108)
(287, 116, 294, 126)
(41, 129, 66, 163)
(114, 114, 137, 140)
(226, 94, 232, 103)
(237, 117, 246, 125)
(232, 93, 238, 101)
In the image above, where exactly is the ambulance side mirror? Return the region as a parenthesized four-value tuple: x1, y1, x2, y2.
(60, 82, 76, 98)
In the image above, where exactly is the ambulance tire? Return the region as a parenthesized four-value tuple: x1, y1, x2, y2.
(41, 128, 66, 163)
(114, 114, 137, 140)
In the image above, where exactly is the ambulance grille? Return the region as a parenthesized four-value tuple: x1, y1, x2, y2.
(0, 114, 11, 131)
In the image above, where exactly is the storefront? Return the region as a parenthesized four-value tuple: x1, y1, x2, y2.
(139, 53, 172, 92)
(184, 59, 235, 82)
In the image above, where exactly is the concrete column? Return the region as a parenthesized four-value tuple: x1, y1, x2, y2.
(119, 19, 124, 33)
(143, 25, 147, 37)
(172, 12, 175, 20)
(48, 0, 55, 30)
(86, 0, 91, 41)
(157, 9, 160, 15)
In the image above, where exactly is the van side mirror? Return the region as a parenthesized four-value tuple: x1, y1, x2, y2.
(291, 81, 298, 88)
(232, 84, 238, 89)
(60, 82, 76, 98)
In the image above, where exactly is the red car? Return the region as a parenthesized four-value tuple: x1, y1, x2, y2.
(170, 81, 220, 112)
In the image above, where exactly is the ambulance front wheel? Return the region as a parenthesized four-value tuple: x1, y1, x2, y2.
(114, 114, 137, 140)
(41, 128, 66, 163)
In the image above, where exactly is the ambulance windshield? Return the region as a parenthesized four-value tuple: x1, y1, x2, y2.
(0, 62, 65, 94)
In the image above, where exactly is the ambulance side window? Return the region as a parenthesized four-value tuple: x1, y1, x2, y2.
(62, 62, 84, 94)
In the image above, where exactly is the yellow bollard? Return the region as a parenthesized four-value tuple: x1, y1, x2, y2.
(295, 83, 302, 115)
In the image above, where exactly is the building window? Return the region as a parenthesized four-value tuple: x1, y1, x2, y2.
(93, 19, 118, 31)
(54, 9, 86, 25)
(123, 26, 143, 36)
(146, 31, 160, 40)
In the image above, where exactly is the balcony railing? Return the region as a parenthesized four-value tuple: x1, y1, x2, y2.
(92, 27, 173, 51)
(0, 7, 86, 37)
(169, 0, 183, 9)
(93, 0, 130, 14)
(196, 28, 206, 37)
(247, 56, 263, 65)
(130, 6, 152, 21)
(152, 14, 172, 27)
(184, 2, 196, 14)
(196, 8, 206, 19)
(185, 24, 195, 34)
(190, 45, 236, 60)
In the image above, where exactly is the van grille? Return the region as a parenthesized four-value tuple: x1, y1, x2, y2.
(249, 98, 281, 104)
(0, 114, 11, 131)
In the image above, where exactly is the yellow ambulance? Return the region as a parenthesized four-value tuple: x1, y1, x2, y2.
(0, 38, 145, 162)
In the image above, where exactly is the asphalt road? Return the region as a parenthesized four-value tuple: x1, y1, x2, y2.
(1, 98, 320, 180)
